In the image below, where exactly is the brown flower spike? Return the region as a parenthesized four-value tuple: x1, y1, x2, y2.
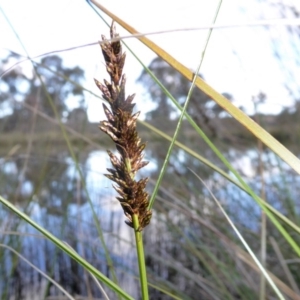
(95, 22, 152, 231)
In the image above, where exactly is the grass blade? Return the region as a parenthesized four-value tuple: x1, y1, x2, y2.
(90, 0, 300, 175)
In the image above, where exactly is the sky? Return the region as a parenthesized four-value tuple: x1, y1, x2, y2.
(1, 0, 300, 121)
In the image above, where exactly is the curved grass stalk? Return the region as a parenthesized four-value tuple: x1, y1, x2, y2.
(89, 0, 300, 258)
(90, 0, 300, 176)
(0, 195, 134, 300)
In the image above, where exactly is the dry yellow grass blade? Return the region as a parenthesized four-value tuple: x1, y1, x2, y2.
(91, 0, 300, 175)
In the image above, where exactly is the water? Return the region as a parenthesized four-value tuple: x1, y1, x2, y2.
(1, 147, 299, 299)
(0, 149, 142, 299)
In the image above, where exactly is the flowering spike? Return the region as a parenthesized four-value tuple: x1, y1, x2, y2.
(95, 22, 152, 230)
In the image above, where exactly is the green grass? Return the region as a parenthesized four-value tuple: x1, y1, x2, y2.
(1, 1, 300, 299)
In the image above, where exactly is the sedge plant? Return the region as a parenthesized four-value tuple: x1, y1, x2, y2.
(94, 22, 152, 299)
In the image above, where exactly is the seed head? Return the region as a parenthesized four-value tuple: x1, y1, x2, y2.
(95, 22, 152, 230)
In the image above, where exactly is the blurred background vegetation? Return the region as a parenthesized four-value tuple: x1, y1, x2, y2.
(1, 0, 300, 299)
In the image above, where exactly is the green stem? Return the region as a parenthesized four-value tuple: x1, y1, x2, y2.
(132, 214, 149, 300)
(0, 195, 133, 299)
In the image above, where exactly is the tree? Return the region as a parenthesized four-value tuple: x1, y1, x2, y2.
(0, 53, 85, 131)
(34, 55, 85, 117)
(137, 57, 233, 136)
(0, 52, 89, 209)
